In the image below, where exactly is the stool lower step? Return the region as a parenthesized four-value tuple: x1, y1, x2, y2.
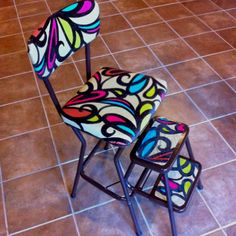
(151, 156, 201, 212)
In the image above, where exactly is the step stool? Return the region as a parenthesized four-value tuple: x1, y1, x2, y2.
(126, 117, 203, 236)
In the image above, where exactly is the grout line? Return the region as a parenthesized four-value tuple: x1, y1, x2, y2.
(0, 49, 26, 57)
(202, 159, 236, 173)
(0, 166, 9, 235)
(200, 228, 224, 236)
(0, 96, 40, 108)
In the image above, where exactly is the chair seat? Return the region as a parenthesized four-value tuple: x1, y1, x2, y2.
(61, 67, 167, 146)
(131, 117, 189, 169)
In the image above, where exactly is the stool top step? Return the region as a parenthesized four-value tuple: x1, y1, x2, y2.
(131, 117, 189, 170)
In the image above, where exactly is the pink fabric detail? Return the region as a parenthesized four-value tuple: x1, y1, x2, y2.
(106, 115, 126, 123)
(169, 180, 178, 190)
(87, 26, 100, 33)
(47, 19, 57, 69)
(77, 0, 92, 14)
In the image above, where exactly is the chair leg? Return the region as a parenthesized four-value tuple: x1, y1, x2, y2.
(185, 137, 203, 190)
(71, 128, 87, 198)
(114, 148, 142, 236)
(164, 172, 177, 236)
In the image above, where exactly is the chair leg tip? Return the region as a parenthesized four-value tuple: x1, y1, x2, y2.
(71, 192, 76, 198)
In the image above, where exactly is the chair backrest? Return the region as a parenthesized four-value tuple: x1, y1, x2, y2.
(27, 0, 100, 81)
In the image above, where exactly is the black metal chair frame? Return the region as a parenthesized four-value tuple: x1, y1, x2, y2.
(43, 44, 142, 236)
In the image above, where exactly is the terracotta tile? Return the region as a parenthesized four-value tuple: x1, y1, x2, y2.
(17, 1, 49, 17)
(113, 0, 148, 12)
(103, 29, 144, 53)
(167, 59, 220, 89)
(47, 0, 75, 12)
(217, 27, 236, 48)
(124, 9, 162, 27)
(137, 193, 218, 236)
(101, 15, 129, 34)
(227, 9, 236, 18)
(205, 50, 236, 79)
(148, 0, 177, 7)
(16, 217, 77, 236)
(98, 2, 118, 17)
(157, 92, 206, 125)
(20, 13, 49, 33)
(144, 68, 181, 94)
(0, 185, 6, 236)
(212, 114, 236, 152)
(151, 38, 197, 65)
(0, 129, 58, 180)
(0, 72, 38, 105)
(0, 0, 13, 8)
(181, 122, 235, 169)
(169, 16, 210, 37)
(136, 23, 178, 44)
(0, 6, 16, 22)
(201, 162, 236, 225)
(225, 224, 236, 236)
(15, 0, 39, 4)
(43, 88, 78, 125)
(38, 63, 82, 95)
(76, 55, 118, 81)
(51, 124, 98, 163)
(211, 0, 236, 9)
(114, 47, 160, 72)
(0, 51, 32, 78)
(187, 82, 236, 119)
(0, 19, 21, 37)
(227, 78, 236, 90)
(72, 36, 109, 61)
(0, 34, 25, 55)
(0, 98, 47, 139)
(63, 152, 116, 211)
(76, 200, 150, 236)
(183, 0, 221, 15)
(185, 32, 231, 56)
(154, 3, 192, 20)
(4, 168, 71, 233)
(199, 11, 236, 30)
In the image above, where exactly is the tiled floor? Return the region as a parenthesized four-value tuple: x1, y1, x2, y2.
(0, 0, 236, 235)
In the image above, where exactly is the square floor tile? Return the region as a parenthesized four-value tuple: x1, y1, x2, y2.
(212, 114, 236, 152)
(101, 15, 130, 34)
(0, 98, 47, 139)
(0, 0, 13, 8)
(0, 51, 32, 78)
(157, 92, 206, 125)
(217, 27, 236, 48)
(0, 6, 16, 22)
(151, 38, 197, 65)
(114, 47, 160, 72)
(99, 2, 118, 17)
(4, 168, 71, 233)
(46, 0, 75, 12)
(17, 1, 49, 17)
(154, 3, 192, 20)
(225, 223, 236, 236)
(169, 16, 210, 37)
(181, 122, 235, 169)
(113, 0, 148, 12)
(199, 11, 236, 30)
(207, 231, 225, 236)
(124, 9, 162, 27)
(15, 217, 77, 236)
(167, 58, 220, 89)
(227, 9, 236, 18)
(201, 161, 236, 225)
(0, 184, 6, 236)
(147, 0, 177, 7)
(227, 78, 236, 90)
(144, 68, 181, 94)
(0, 19, 21, 37)
(182, 0, 221, 15)
(185, 32, 231, 56)
(137, 193, 218, 236)
(136, 23, 178, 44)
(76, 200, 150, 236)
(0, 72, 38, 105)
(0, 128, 57, 181)
(103, 29, 144, 53)
(187, 82, 236, 119)
(211, 0, 236, 9)
(205, 50, 236, 79)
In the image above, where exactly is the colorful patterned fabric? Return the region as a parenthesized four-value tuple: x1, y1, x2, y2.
(28, 0, 100, 80)
(152, 156, 201, 209)
(61, 67, 167, 146)
(136, 117, 188, 166)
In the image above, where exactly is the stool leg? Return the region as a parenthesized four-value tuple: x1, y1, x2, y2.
(185, 137, 203, 190)
(114, 148, 142, 236)
(164, 172, 177, 236)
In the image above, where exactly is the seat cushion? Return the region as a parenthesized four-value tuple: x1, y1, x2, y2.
(61, 67, 167, 146)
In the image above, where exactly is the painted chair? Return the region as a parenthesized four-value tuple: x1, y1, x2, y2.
(27, 1, 167, 235)
(125, 117, 203, 236)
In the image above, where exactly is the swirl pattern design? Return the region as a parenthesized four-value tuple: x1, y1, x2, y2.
(28, 0, 100, 80)
(136, 117, 188, 166)
(61, 67, 167, 146)
(152, 156, 201, 208)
